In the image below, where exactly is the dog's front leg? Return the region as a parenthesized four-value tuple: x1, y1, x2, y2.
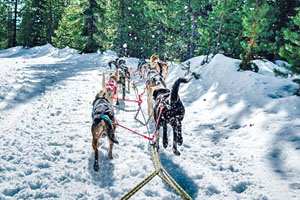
(122, 83, 126, 99)
(115, 85, 119, 106)
(155, 125, 161, 151)
(163, 123, 168, 149)
(147, 89, 152, 117)
(127, 78, 130, 93)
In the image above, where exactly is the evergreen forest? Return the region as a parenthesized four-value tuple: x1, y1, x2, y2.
(0, 0, 299, 72)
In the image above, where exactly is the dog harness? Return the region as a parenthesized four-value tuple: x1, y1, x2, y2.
(106, 79, 117, 93)
(92, 98, 115, 123)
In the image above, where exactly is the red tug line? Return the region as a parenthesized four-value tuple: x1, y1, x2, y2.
(113, 105, 164, 141)
(107, 70, 158, 141)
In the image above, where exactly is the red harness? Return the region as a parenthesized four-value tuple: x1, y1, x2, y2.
(106, 79, 117, 93)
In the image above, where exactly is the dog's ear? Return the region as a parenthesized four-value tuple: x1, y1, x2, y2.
(94, 93, 100, 100)
(102, 71, 106, 89)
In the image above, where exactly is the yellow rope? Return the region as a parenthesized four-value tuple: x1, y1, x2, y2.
(120, 143, 193, 200)
(150, 145, 193, 200)
(120, 170, 160, 200)
(161, 168, 193, 200)
(157, 173, 188, 199)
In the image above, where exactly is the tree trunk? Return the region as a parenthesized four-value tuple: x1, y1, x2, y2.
(48, 0, 53, 44)
(241, 36, 255, 70)
(185, 0, 192, 60)
(7, 9, 13, 47)
(118, 0, 125, 57)
(215, 0, 226, 54)
(12, 0, 18, 47)
(186, 0, 200, 61)
(190, 14, 198, 58)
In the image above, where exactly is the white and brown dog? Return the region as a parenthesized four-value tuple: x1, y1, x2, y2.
(91, 72, 119, 171)
(150, 54, 169, 81)
(146, 69, 167, 119)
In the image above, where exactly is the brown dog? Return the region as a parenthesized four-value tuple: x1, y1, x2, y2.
(108, 70, 119, 105)
(150, 54, 169, 81)
(91, 71, 118, 171)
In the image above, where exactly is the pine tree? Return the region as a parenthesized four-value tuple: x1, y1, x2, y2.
(18, 0, 34, 47)
(272, 0, 299, 60)
(12, 0, 18, 46)
(31, 0, 48, 46)
(239, 0, 276, 72)
(197, 0, 243, 61)
(81, 0, 104, 53)
(279, 8, 300, 73)
(0, 0, 9, 49)
(52, 3, 83, 49)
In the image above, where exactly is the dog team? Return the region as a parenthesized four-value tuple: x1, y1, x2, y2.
(91, 54, 189, 171)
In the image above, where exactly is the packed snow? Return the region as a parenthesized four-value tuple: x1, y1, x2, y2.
(0, 44, 299, 200)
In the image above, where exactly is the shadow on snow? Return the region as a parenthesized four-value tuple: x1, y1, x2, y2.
(160, 152, 199, 199)
(1, 59, 103, 111)
(88, 152, 115, 188)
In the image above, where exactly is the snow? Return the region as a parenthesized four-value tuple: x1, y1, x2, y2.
(0, 44, 300, 200)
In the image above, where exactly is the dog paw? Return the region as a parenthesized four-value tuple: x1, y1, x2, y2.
(177, 137, 183, 146)
(163, 139, 168, 149)
(93, 162, 99, 171)
(108, 152, 113, 159)
(173, 148, 181, 156)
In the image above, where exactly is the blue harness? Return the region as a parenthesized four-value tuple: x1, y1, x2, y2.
(92, 98, 114, 124)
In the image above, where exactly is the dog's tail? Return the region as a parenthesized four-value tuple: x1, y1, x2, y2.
(106, 121, 119, 144)
(171, 78, 189, 104)
(102, 71, 106, 89)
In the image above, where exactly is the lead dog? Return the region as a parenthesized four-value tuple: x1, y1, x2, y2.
(152, 78, 188, 156)
(91, 72, 119, 171)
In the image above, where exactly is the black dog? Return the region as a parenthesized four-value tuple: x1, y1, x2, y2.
(152, 78, 188, 156)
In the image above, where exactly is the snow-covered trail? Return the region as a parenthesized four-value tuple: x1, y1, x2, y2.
(0, 47, 197, 200)
(1, 45, 300, 200)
